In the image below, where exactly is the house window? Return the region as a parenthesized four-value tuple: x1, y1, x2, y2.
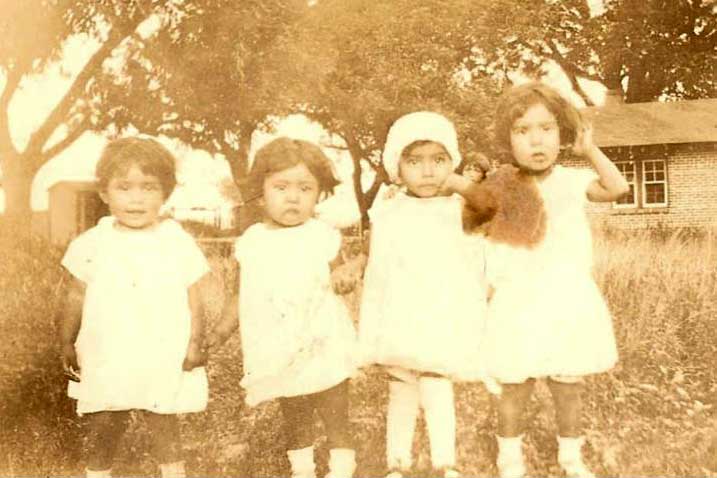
(613, 159, 668, 209)
(614, 161, 637, 207)
(642, 159, 668, 207)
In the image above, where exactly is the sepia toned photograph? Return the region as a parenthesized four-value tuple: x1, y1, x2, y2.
(1, 1, 716, 477)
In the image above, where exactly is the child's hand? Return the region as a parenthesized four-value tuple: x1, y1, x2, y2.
(439, 173, 472, 196)
(182, 340, 207, 371)
(571, 122, 599, 158)
(61, 343, 81, 382)
(331, 265, 358, 295)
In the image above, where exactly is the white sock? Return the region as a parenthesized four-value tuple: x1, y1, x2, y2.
(557, 436, 594, 477)
(85, 469, 111, 478)
(386, 380, 420, 470)
(287, 445, 317, 478)
(496, 435, 526, 478)
(326, 448, 356, 478)
(418, 376, 456, 469)
(159, 461, 186, 478)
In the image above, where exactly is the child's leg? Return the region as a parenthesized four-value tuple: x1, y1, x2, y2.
(85, 410, 130, 474)
(386, 374, 420, 472)
(143, 412, 185, 478)
(547, 378, 583, 437)
(418, 375, 456, 471)
(315, 380, 356, 478)
(496, 379, 535, 437)
(547, 377, 594, 478)
(495, 379, 535, 478)
(280, 395, 317, 478)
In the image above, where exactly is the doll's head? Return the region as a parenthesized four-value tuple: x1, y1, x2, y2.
(382, 111, 462, 197)
(248, 137, 339, 227)
(461, 152, 492, 183)
(494, 82, 582, 174)
(95, 137, 177, 230)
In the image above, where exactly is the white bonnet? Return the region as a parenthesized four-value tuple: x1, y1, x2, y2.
(382, 111, 462, 182)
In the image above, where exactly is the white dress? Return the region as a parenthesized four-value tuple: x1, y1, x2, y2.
(62, 217, 210, 415)
(358, 193, 488, 380)
(483, 166, 618, 383)
(234, 219, 357, 406)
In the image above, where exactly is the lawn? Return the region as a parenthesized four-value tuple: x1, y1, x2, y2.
(0, 225, 716, 477)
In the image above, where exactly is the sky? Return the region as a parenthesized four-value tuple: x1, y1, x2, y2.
(0, 1, 607, 216)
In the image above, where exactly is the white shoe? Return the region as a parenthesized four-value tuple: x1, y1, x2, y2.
(496, 435, 526, 478)
(557, 436, 595, 478)
(559, 459, 595, 478)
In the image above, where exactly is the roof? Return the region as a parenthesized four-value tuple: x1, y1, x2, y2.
(48, 178, 97, 191)
(582, 97, 717, 148)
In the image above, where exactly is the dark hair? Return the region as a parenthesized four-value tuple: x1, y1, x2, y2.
(247, 137, 339, 202)
(96, 137, 177, 199)
(493, 82, 583, 158)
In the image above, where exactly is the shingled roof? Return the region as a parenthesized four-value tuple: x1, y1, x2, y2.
(582, 97, 717, 148)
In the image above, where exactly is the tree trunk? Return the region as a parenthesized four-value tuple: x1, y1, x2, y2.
(2, 151, 41, 238)
(227, 125, 261, 233)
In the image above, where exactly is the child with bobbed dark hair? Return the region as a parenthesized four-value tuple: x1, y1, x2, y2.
(60, 136, 210, 478)
(478, 82, 629, 478)
(210, 137, 359, 478)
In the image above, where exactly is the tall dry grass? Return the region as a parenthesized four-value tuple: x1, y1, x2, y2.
(0, 224, 715, 477)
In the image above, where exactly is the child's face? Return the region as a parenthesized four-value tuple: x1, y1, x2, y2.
(262, 162, 320, 227)
(463, 165, 485, 183)
(100, 164, 165, 230)
(510, 103, 561, 175)
(398, 142, 453, 197)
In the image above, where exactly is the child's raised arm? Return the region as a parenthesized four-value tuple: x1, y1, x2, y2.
(575, 124, 630, 202)
(443, 173, 497, 223)
(59, 273, 85, 381)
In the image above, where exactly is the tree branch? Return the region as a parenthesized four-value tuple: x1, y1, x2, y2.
(25, 19, 143, 156)
(41, 117, 91, 162)
(0, 62, 30, 156)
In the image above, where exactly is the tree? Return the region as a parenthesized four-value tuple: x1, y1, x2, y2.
(504, 0, 717, 103)
(0, 0, 305, 234)
(251, 0, 560, 222)
(0, 0, 180, 233)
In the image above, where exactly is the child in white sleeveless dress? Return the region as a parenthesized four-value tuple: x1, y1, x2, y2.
(60, 137, 210, 478)
(359, 111, 496, 478)
(481, 82, 630, 478)
(209, 137, 359, 478)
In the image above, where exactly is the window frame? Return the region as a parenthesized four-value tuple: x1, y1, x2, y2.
(641, 158, 669, 208)
(611, 156, 669, 210)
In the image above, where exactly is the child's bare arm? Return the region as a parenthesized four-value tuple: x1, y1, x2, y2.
(183, 279, 207, 371)
(577, 125, 630, 202)
(444, 173, 497, 222)
(59, 274, 85, 379)
(207, 265, 240, 349)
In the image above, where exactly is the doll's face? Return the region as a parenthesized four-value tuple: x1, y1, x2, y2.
(262, 162, 320, 227)
(398, 142, 453, 197)
(463, 164, 485, 183)
(510, 102, 561, 176)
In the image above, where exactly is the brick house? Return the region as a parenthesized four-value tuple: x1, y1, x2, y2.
(568, 96, 717, 229)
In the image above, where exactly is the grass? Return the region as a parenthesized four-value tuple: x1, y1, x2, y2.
(0, 225, 716, 477)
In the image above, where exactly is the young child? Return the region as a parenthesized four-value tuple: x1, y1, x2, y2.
(358, 111, 495, 478)
(209, 137, 358, 478)
(59, 137, 210, 478)
(480, 82, 629, 478)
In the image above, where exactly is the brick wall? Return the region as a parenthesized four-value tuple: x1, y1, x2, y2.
(563, 142, 717, 230)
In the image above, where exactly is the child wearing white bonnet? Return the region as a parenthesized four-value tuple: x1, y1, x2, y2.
(359, 111, 496, 478)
